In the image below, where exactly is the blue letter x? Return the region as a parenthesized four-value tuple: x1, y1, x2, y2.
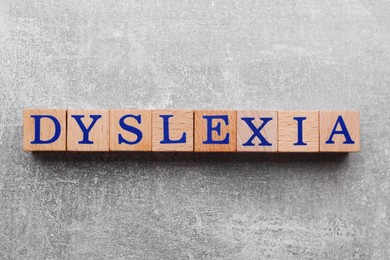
(241, 117, 273, 146)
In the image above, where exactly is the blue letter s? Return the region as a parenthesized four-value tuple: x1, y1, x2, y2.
(118, 114, 143, 145)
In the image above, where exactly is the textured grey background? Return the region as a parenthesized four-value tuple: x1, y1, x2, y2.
(0, 0, 389, 259)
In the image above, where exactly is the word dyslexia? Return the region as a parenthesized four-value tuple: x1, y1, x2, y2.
(23, 109, 360, 152)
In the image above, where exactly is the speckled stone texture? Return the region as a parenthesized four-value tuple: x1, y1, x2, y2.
(0, 0, 389, 259)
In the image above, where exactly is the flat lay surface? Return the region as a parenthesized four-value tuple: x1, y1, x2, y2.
(1, 0, 389, 259)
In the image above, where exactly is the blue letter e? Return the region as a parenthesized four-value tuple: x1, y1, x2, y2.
(30, 115, 61, 144)
(71, 115, 101, 144)
(203, 115, 229, 144)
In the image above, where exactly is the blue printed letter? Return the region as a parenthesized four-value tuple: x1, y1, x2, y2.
(71, 115, 101, 144)
(293, 117, 307, 146)
(160, 115, 186, 144)
(326, 116, 355, 144)
(203, 115, 229, 144)
(30, 115, 61, 144)
(118, 114, 143, 145)
(241, 117, 272, 146)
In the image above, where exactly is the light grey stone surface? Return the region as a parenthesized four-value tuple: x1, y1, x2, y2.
(1, 0, 389, 259)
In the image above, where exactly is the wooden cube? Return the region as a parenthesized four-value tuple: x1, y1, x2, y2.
(194, 110, 236, 152)
(23, 109, 67, 151)
(320, 111, 360, 152)
(110, 110, 152, 151)
(67, 109, 109, 151)
(152, 110, 193, 152)
(237, 110, 277, 152)
(278, 111, 319, 152)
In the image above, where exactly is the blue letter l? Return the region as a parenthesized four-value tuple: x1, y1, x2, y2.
(160, 115, 186, 144)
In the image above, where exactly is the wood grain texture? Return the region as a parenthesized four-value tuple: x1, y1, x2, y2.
(194, 110, 236, 152)
(67, 109, 109, 151)
(110, 110, 152, 151)
(152, 110, 193, 152)
(23, 109, 67, 151)
(320, 111, 360, 152)
(237, 110, 277, 152)
(278, 111, 319, 152)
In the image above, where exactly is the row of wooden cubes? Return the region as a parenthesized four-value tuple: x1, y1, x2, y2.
(23, 109, 360, 152)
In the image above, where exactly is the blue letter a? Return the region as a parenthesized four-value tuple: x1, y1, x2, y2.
(326, 116, 355, 144)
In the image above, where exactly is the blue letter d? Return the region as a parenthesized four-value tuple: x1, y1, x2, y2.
(30, 115, 61, 144)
